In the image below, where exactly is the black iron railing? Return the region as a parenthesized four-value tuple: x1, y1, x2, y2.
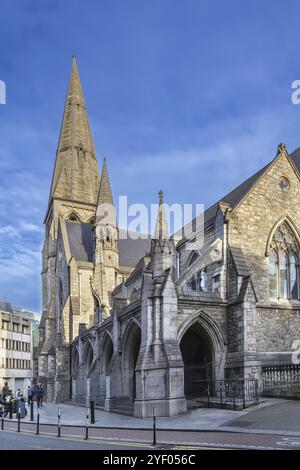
(262, 364, 300, 393)
(187, 378, 259, 409)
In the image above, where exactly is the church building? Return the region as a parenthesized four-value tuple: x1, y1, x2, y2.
(38, 58, 300, 417)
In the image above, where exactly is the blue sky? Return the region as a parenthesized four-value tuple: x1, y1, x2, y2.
(1, 0, 300, 312)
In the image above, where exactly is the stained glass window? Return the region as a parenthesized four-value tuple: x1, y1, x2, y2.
(269, 222, 299, 300)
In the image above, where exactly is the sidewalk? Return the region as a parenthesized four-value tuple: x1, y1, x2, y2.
(18, 397, 300, 435)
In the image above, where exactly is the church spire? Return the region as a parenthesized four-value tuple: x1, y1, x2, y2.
(154, 190, 169, 240)
(49, 56, 100, 205)
(97, 158, 114, 206)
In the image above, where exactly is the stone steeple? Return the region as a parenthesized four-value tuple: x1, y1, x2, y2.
(154, 190, 169, 240)
(97, 158, 114, 206)
(152, 191, 173, 278)
(93, 158, 119, 315)
(39, 58, 100, 401)
(49, 56, 100, 206)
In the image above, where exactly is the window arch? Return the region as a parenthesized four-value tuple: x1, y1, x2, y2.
(187, 269, 206, 291)
(68, 212, 81, 222)
(268, 222, 299, 300)
(188, 252, 199, 267)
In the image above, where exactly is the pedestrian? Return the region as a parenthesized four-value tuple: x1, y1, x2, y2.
(16, 395, 27, 419)
(2, 382, 9, 398)
(39, 384, 44, 407)
(27, 385, 33, 406)
(16, 388, 22, 399)
(35, 385, 41, 408)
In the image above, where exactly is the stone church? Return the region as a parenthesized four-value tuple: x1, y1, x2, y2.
(38, 58, 300, 417)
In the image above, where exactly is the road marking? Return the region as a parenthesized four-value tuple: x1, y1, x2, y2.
(276, 438, 300, 447)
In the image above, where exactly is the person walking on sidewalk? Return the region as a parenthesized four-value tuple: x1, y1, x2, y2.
(39, 385, 44, 407)
(35, 385, 41, 408)
(2, 382, 9, 399)
(27, 385, 33, 406)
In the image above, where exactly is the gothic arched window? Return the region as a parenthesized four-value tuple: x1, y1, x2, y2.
(268, 222, 299, 300)
(68, 212, 80, 222)
(290, 254, 299, 299)
(188, 252, 199, 267)
(188, 269, 206, 291)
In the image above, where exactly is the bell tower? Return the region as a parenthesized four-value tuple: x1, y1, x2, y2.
(38, 57, 100, 400)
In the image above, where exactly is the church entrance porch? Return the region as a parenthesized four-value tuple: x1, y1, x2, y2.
(180, 323, 214, 399)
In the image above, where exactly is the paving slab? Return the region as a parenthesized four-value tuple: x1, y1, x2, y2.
(18, 398, 294, 432)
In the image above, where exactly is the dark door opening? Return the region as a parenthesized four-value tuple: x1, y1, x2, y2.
(180, 326, 213, 398)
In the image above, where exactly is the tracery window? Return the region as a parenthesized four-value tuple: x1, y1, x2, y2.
(187, 269, 206, 291)
(269, 223, 299, 300)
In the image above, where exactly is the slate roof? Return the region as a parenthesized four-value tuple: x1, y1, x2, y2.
(119, 236, 151, 269)
(65, 221, 94, 262)
(205, 162, 272, 228)
(65, 221, 151, 268)
(230, 246, 250, 277)
(177, 147, 300, 248)
(125, 255, 150, 285)
(0, 299, 13, 313)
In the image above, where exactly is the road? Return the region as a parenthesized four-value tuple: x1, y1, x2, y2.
(0, 430, 147, 450)
(1, 422, 300, 449)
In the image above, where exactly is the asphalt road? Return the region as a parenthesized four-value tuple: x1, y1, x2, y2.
(0, 430, 146, 450)
(1, 425, 300, 450)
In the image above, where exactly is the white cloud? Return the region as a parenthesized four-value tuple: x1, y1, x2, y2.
(0, 225, 21, 238)
(18, 221, 44, 234)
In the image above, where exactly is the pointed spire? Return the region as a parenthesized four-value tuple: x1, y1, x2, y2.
(49, 57, 100, 204)
(97, 158, 114, 206)
(57, 56, 96, 155)
(154, 190, 169, 240)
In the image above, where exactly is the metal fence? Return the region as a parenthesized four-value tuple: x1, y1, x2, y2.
(262, 364, 300, 393)
(187, 378, 259, 409)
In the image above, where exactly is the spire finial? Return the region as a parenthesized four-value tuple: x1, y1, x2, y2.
(277, 142, 286, 155)
(154, 191, 169, 240)
(97, 158, 114, 206)
(159, 190, 163, 205)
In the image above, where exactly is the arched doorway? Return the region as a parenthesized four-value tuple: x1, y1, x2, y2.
(180, 322, 214, 398)
(99, 333, 114, 405)
(72, 348, 79, 377)
(102, 334, 113, 375)
(123, 321, 141, 402)
(84, 341, 94, 377)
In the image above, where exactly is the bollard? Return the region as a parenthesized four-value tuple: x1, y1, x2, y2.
(36, 412, 40, 435)
(255, 378, 259, 402)
(17, 408, 21, 432)
(84, 408, 89, 440)
(152, 407, 157, 446)
(1, 416, 4, 430)
(232, 384, 236, 410)
(90, 400, 95, 424)
(57, 407, 61, 438)
(30, 402, 34, 421)
(9, 403, 13, 420)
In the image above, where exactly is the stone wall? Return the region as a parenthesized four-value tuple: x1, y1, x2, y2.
(256, 307, 300, 352)
(228, 151, 300, 304)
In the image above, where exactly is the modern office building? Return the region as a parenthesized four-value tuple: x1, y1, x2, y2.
(0, 299, 34, 395)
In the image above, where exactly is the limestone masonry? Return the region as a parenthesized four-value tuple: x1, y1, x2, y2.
(38, 58, 300, 417)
